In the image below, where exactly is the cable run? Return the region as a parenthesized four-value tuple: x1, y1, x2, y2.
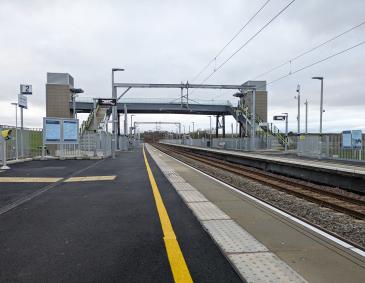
(254, 19, 365, 79)
(198, 0, 297, 85)
(209, 40, 365, 100)
(268, 41, 365, 85)
(190, 0, 272, 83)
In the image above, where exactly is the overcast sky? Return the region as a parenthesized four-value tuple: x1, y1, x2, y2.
(0, 0, 364, 133)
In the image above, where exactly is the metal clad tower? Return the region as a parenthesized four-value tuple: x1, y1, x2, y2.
(46, 73, 74, 118)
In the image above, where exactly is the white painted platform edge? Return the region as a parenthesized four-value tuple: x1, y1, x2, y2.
(157, 147, 365, 258)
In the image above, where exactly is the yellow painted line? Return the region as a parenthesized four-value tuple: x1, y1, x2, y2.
(0, 177, 62, 183)
(143, 146, 193, 283)
(64, 175, 116, 182)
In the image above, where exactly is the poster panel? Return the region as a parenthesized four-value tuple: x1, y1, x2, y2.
(44, 119, 61, 144)
(63, 120, 78, 143)
(351, 130, 362, 149)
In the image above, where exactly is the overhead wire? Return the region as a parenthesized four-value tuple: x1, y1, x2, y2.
(253, 19, 365, 79)
(210, 40, 365, 99)
(190, 0, 272, 83)
(267, 40, 365, 85)
(198, 0, 297, 85)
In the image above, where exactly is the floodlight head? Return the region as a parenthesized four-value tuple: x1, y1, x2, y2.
(296, 84, 300, 92)
(312, 76, 323, 80)
(112, 68, 125, 72)
(70, 88, 84, 94)
(233, 92, 244, 98)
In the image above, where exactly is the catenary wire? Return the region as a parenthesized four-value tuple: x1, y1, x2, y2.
(198, 0, 297, 85)
(190, 0, 272, 83)
(253, 19, 365, 79)
(209, 40, 365, 99)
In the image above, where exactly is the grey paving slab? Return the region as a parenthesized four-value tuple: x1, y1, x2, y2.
(177, 190, 208, 203)
(187, 201, 231, 221)
(202, 219, 268, 253)
(229, 253, 307, 283)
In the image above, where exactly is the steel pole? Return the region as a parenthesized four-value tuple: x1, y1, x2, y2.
(285, 114, 288, 152)
(296, 85, 300, 135)
(320, 79, 324, 135)
(112, 71, 116, 159)
(209, 116, 212, 147)
(20, 107, 24, 158)
(124, 104, 128, 135)
(251, 89, 256, 151)
(14, 104, 18, 160)
(304, 100, 308, 134)
(73, 94, 76, 119)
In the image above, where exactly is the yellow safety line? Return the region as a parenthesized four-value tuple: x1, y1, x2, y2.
(64, 176, 116, 182)
(143, 146, 193, 283)
(0, 177, 62, 183)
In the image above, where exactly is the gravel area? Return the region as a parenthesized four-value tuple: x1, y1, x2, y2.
(168, 150, 365, 249)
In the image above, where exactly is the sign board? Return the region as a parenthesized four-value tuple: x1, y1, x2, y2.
(44, 119, 61, 143)
(273, 115, 286, 121)
(63, 120, 78, 143)
(351, 130, 362, 149)
(98, 98, 116, 106)
(18, 94, 28, 109)
(20, 84, 32, 95)
(43, 118, 79, 144)
(342, 130, 352, 149)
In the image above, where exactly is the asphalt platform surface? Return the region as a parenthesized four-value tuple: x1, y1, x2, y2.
(0, 147, 242, 282)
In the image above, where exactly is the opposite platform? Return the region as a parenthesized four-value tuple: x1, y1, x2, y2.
(160, 143, 365, 193)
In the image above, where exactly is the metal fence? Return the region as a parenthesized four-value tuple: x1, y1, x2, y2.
(55, 131, 113, 158)
(0, 125, 43, 161)
(296, 134, 365, 161)
(162, 136, 283, 152)
(1, 125, 114, 163)
(163, 134, 365, 163)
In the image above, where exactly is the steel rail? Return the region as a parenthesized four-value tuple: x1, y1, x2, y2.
(155, 143, 365, 220)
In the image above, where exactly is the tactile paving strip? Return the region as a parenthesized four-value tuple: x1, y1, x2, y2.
(172, 182, 197, 191)
(228, 253, 308, 283)
(202, 220, 268, 253)
(177, 190, 208, 203)
(187, 202, 230, 220)
(166, 172, 186, 183)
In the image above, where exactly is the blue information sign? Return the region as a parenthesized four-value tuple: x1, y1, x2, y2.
(351, 130, 362, 149)
(63, 120, 78, 142)
(45, 120, 61, 143)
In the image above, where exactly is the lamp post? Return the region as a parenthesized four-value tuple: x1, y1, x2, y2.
(130, 114, 135, 136)
(209, 116, 212, 147)
(11, 102, 18, 160)
(295, 84, 301, 135)
(112, 68, 125, 159)
(192, 122, 195, 136)
(304, 99, 308, 134)
(312, 77, 324, 135)
(282, 112, 288, 151)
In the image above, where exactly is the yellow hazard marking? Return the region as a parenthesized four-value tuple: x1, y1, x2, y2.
(64, 176, 116, 182)
(0, 177, 62, 183)
(143, 146, 193, 283)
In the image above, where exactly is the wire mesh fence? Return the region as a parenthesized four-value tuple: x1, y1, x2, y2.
(0, 125, 43, 160)
(162, 133, 365, 162)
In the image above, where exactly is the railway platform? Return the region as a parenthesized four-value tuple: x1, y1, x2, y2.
(149, 144, 365, 282)
(160, 143, 365, 193)
(0, 144, 364, 282)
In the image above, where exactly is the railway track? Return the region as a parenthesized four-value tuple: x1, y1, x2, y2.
(154, 143, 365, 220)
